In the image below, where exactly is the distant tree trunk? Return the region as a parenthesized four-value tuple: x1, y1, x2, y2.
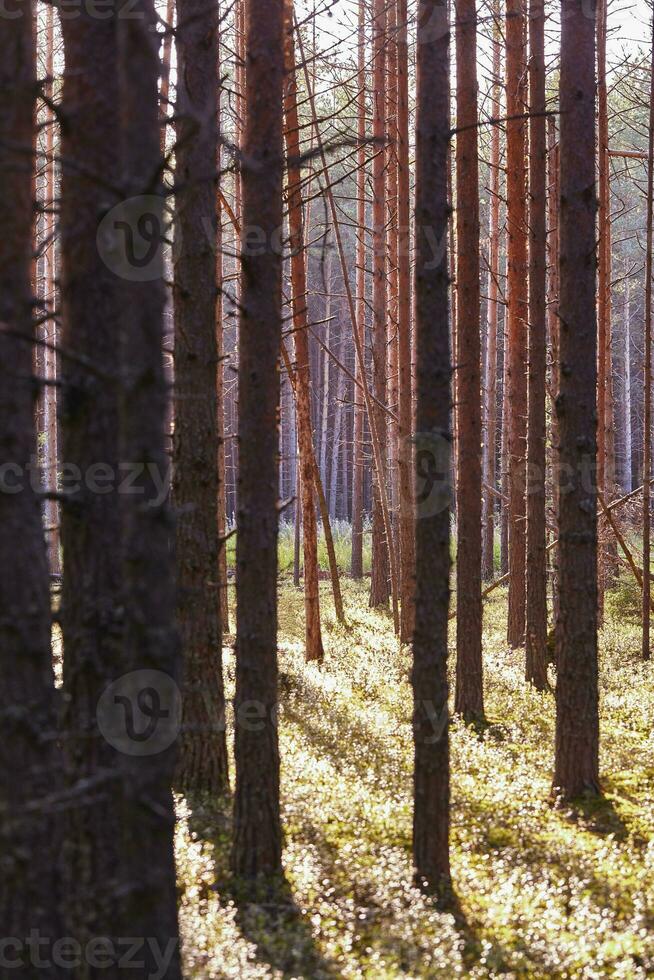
(231, 0, 284, 877)
(547, 121, 561, 625)
(330, 328, 347, 515)
(642, 25, 654, 662)
(454, 0, 484, 722)
(623, 283, 632, 492)
(283, 0, 324, 663)
(505, 0, 528, 647)
(60, 0, 125, 952)
(525, 0, 549, 689)
(500, 310, 509, 576)
(319, 262, 332, 487)
(554, 0, 600, 800)
(117, 0, 183, 969)
(43, 3, 60, 577)
(0, 0, 61, 940)
(397, 0, 415, 639)
(173, 0, 229, 791)
(386, 0, 400, 558)
(370, 0, 391, 607)
(482, 5, 501, 582)
(351, 0, 366, 579)
(412, 0, 452, 902)
(294, 459, 302, 587)
(596, 0, 615, 610)
(217, 181, 230, 632)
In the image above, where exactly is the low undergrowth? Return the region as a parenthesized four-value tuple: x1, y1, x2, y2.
(178, 581, 654, 979)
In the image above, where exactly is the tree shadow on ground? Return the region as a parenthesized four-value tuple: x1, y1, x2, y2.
(564, 791, 631, 841)
(186, 792, 339, 979)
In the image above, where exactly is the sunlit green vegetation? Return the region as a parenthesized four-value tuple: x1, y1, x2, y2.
(178, 579, 654, 978)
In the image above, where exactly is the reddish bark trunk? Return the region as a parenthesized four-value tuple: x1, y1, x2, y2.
(370, 0, 391, 608)
(505, 0, 528, 647)
(412, 0, 452, 902)
(554, 0, 600, 800)
(397, 0, 415, 640)
(283, 0, 324, 662)
(174, 0, 229, 791)
(231, 0, 285, 877)
(482, 5, 501, 583)
(454, 0, 484, 721)
(525, 0, 549, 689)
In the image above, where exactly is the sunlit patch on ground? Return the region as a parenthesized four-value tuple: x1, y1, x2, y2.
(178, 580, 654, 978)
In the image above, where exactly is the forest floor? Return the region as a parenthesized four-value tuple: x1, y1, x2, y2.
(177, 579, 654, 979)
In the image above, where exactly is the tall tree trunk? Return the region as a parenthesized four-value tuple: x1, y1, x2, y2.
(482, 4, 501, 582)
(117, 0, 183, 970)
(351, 0, 366, 580)
(596, 0, 615, 611)
(386, 0, 400, 559)
(642, 23, 654, 662)
(231, 0, 284, 877)
(217, 151, 231, 633)
(43, 3, 60, 577)
(412, 0, 452, 902)
(319, 264, 332, 488)
(525, 0, 549, 689)
(283, 0, 324, 663)
(59, 1, 126, 954)
(505, 0, 528, 647)
(370, 0, 391, 607)
(547, 121, 561, 626)
(500, 306, 510, 576)
(454, 0, 484, 721)
(174, 0, 229, 791)
(0, 0, 61, 942)
(624, 283, 632, 493)
(554, 0, 600, 800)
(397, 0, 415, 639)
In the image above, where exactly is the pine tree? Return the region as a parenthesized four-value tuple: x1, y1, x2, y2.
(231, 0, 285, 878)
(412, 0, 453, 902)
(553, 0, 600, 801)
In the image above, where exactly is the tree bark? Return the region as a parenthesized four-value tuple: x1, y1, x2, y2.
(370, 0, 391, 608)
(623, 283, 632, 493)
(116, 0, 183, 970)
(547, 120, 561, 626)
(454, 0, 484, 721)
(0, 0, 61, 944)
(525, 0, 549, 689)
(43, 3, 60, 578)
(505, 0, 528, 647)
(173, 0, 230, 791)
(351, 0, 366, 581)
(231, 0, 285, 877)
(59, 1, 126, 955)
(596, 0, 615, 611)
(482, 4, 501, 583)
(554, 0, 600, 800)
(397, 0, 415, 639)
(642, 21, 654, 661)
(283, 0, 324, 662)
(412, 0, 452, 902)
